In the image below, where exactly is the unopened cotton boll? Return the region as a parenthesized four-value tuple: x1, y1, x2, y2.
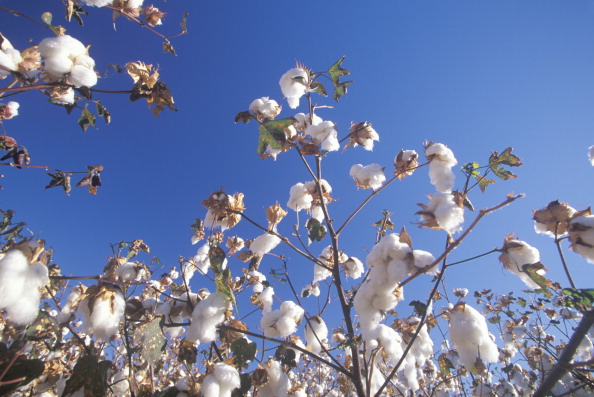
(279, 68, 309, 109)
(448, 303, 499, 370)
(350, 163, 386, 190)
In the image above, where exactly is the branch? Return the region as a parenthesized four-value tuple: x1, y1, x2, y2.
(533, 309, 594, 397)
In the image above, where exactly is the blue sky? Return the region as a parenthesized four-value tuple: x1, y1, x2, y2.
(1, 1, 593, 316)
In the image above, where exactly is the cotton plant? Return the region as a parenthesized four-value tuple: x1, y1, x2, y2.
(498, 236, 546, 289)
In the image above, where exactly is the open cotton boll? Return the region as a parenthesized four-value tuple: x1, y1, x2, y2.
(187, 292, 229, 343)
(259, 360, 291, 397)
(426, 143, 457, 192)
(39, 35, 86, 59)
(250, 233, 281, 255)
(305, 316, 328, 354)
(306, 121, 339, 152)
(293, 112, 322, 131)
(287, 183, 313, 212)
(569, 215, 594, 264)
(350, 163, 386, 190)
(249, 97, 281, 120)
(421, 192, 464, 234)
(74, 54, 95, 69)
(201, 374, 220, 397)
(279, 68, 309, 109)
(498, 237, 544, 289)
(213, 363, 241, 396)
(70, 64, 98, 87)
(0, 101, 20, 119)
(448, 303, 499, 370)
(256, 286, 274, 312)
(79, 287, 126, 340)
(80, 0, 113, 6)
(44, 55, 74, 77)
(115, 262, 144, 282)
(127, 0, 145, 8)
(343, 257, 364, 279)
(0, 48, 21, 76)
(412, 249, 438, 274)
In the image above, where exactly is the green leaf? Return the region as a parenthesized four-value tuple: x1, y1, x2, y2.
(489, 147, 523, 180)
(562, 288, 594, 312)
(328, 56, 350, 84)
(215, 269, 236, 307)
(25, 311, 60, 343)
(488, 315, 501, 324)
(151, 387, 179, 397)
(231, 338, 257, 368)
(306, 218, 327, 244)
(0, 356, 44, 395)
(333, 80, 353, 102)
(477, 177, 496, 193)
(62, 356, 111, 397)
(180, 12, 189, 34)
(41, 12, 52, 25)
(139, 317, 166, 366)
(522, 262, 551, 290)
(78, 106, 97, 132)
(437, 353, 454, 376)
(257, 118, 295, 159)
(310, 81, 327, 97)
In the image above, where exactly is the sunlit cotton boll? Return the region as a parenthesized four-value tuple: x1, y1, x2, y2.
(0, 101, 19, 119)
(39, 35, 86, 59)
(426, 142, 457, 192)
(343, 257, 364, 279)
(498, 237, 544, 289)
(70, 64, 98, 88)
(0, 249, 49, 325)
(187, 292, 229, 343)
(279, 67, 309, 109)
(448, 303, 499, 370)
(422, 192, 464, 234)
(250, 232, 281, 255)
(201, 363, 241, 397)
(0, 48, 22, 76)
(80, 0, 113, 6)
(569, 215, 594, 264)
(259, 360, 291, 397)
(306, 120, 339, 152)
(305, 316, 328, 354)
(78, 287, 126, 340)
(287, 183, 313, 212)
(249, 97, 281, 120)
(350, 163, 386, 190)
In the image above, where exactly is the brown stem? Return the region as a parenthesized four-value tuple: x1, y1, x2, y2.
(0, 5, 48, 29)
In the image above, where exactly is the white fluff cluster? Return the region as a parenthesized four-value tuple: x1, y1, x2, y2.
(306, 119, 339, 152)
(39, 35, 98, 87)
(56, 284, 86, 324)
(80, 0, 113, 6)
(287, 179, 332, 221)
(399, 318, 434, 391)
(246, 270, 267, 293)
(258, 360, 291, 397)
(343, 257, 364, 279)
(115, 262, 145, 282)
(156, 289, 200, 338)
(293, 112, 322, 131)
(255, 286, 274, 312)
(421, 192, 465, 234)
(0, 46, 21, 77)
(304, 316, 328, 354)
(569, 215, 594, 264)
(589, 145, 594, 166)
(448, 303, 499, 370)
(279, 68, 309, 109)
(261, 300, 304, 338)
(201, 363, 241, 397)
(78, 287, 126, 340)
(249, 97, 281, 119)
(187, 292, 229, 343)
(426, 143, 457, 193)
(250, 232, 281, 255)
(0, 101, 19, 119)
(0, 248, 49, 325)
(350, 163, 386, 190)
(354, 233, 435, 338)
(499, 238, 544, 289)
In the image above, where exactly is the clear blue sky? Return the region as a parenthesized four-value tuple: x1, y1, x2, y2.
(1, 1, 593, 315)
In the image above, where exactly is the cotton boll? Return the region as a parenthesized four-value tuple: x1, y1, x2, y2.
(0, 48, 21, 75)
(187, 292, 229, 343)
(279, 68, 309, 109)
(80, 0, 113, 6)
(70, 64, 98, 87)
(201, 374, 220, 397)
(79, 287, 126, 340)
(498, 237, 544, 289)
(213, 363, 241, 396)
(127, 0, 145, 8)
(74, 54, 95, 69)
(287, 183, 313, 212)
(306, 121, 339, 152)
(421, 192, 464, 234)
(350, 163, 386, 190)
(589, 145, 594, 166)
(249, 97, 281, 120)
(426, 143, 457, 192)
(412, 249, 437, 274)
(7, 261, 49, 325)
(44, 55, 74, 77)
(343, 257, 364, 279)
(115, 262, 144, 282)
(448, 303, 499, 370)
(256, 286, 274, 312)
(259, 360, 291, 397)
(250, 233, 281, 255)
(57, 35, 87, 58)
(0, 101, 19, 119)
(569, 215, 594, 264)
(293, 112, 322, 131)
(305, 316, 328, 354)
